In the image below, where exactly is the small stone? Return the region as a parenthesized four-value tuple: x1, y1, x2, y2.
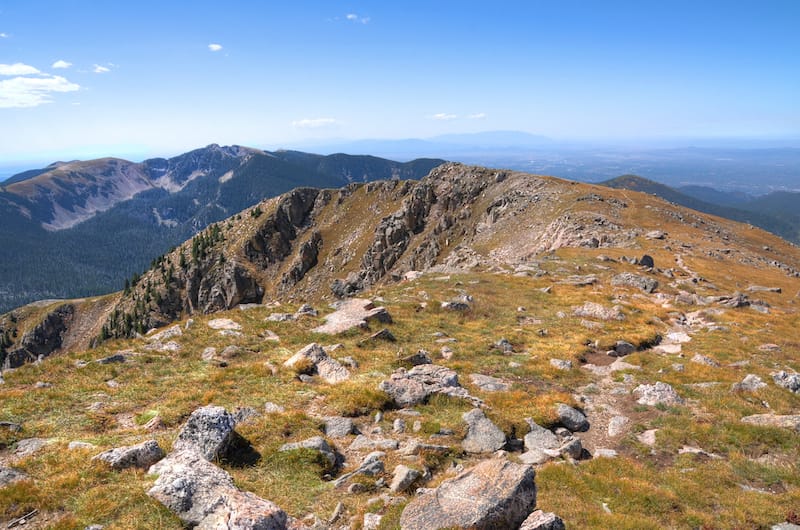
(363, 513, 382, 530)
(393, 418, 406, 434)
(607, 416, 630, 437)
(93, 440, 164, 470)
(638, 429, 658, 446)
(550, 359, 573, 370)
(207, 318, 241, 330)
(773, 371, 800, 393)
(389, 464, 421, 493)
(68, 441, 96, 450)
(279, 436, 337, 466)
(519, 509, 566, 530)
(469, 373, 511, 392)
(556, 403, 589, 432)
(34, 381, 53, 389)
(732, 374, 767, 392)
(402, 349, 432, 366)
(611, 340, 636, 357)
(461, 409, 506, 454)
(691, 354, 720, 367)
(594, 448, 618, 458)
(633, 382, 684, 406)
(264, 402, 286, 414)
(325, 416, 355, 438)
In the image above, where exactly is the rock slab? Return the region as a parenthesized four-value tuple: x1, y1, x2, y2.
(399, 459, 536, 530)
(173, 405, 236, 461)
(313, 299, 392, 335)
(93, 440, 164, 470)
(462, 408, 506, 454)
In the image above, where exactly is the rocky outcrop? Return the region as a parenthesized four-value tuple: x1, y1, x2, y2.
(2, 303, 74, 369)
(612, 272, 659, 293)
(461, 408, 506, 453)
(634, 382, 684, 406)
(399, 459, 537, 530)
(312, 299, 392, 334)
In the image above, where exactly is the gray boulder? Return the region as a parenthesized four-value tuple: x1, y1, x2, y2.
(556, 404, 589, 432)
(469, 373, 511, 392)
(611, 340, 636, 357)
(148, 450, 288, 529)
(572, 302, 624, 321)
(523, 420, 559, 452)
(732, 374, 767, 392)
(93, 440, 164, 470)
(312, 299, 392, 334)
(461, 409, 506, 454)
(741, 414, 800, 431)
(173, 405, 236, 461)
(399, 459, 536, 530)
(520, 510, 566, 530)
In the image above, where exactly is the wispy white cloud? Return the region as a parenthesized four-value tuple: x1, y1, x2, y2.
(208, 43, 223, 52)
(345, 13, 370, 24)
(432, 112, 458, 121)
(0, 63, 41, 76)
(0, 74, 80, 108)
(52, 60, 72, 69)
(468, 112, 487, 119)
(93, 64, 110, 73)
(0, 33, 8, 38)
(292, 117, 338, 129)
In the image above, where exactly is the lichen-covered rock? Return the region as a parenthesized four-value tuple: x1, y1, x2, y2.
(173, 405, 236, 461)
(633, 382, 684, 406)
(93, 440, 164, 470)
(741, 414, 800, 431)
(461, 408, 506, 454)
(148, 450, 288, 529)
(572, 302, 624, 321)
(773, 371, 800, 393)
(399, 459, 536, 530)
(0, 467, 28, 488)
(279, 436, 337, 467)
(312, 299, 392, 335)
(390, 464, 421, 493)
(379, 364, 481, 407)
(612, 272, 659, 293)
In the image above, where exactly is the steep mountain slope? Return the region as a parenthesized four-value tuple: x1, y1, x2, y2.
(599, 174, 799, 243)
(0, 164, 798, 529)
(677, 185, 753, 206)
(0, 148, 444, 313)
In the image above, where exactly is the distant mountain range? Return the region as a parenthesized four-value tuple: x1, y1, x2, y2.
(598, 175, 800, 245)
(0, 146, 444, 313)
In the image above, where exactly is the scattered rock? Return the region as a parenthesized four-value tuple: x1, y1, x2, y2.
(746, 285, 781, 293)
(645, 230, 666, 240)
(461, 409, 506, 454)
(612, 273, 659, 293)
(172, 405, 236, 461)
(772, 371, 800, 393)
(572, 302, 624, 321)
(732, 374, 767, 392)
(607, 416, 630, 437)
(207, 318, 241, 330)
(93, 440, 164, 470)
(363, 513, 383, 530)
(264, 402, 286, 414)
(492, 338, 514, 353)
(441, 301, 471, 311)
(349, 435, 399, 452)
(295, 304, 318, 317)
(594, 448, 618, 458)
(558, 275, 597, 286)
(313, 299, 392, 334)
(524, 419, 559, 453)
(68, 441, 96, 450)
(333, 451, 385, 487)
(97, 353, 126, 364)
(283, 343, 351, 384)
(0, 467, 28, 488)
(379, 364, 481, 407)
(469, 373, 511, 392)
(519, 509, 566, 530)
(401, 349, 432, 366)
(556, 403, 589, 432)
(267, 312, 294, 322)
(549, 359, 573, 370)
(610, 340, 636, 357)
(691, 354, 720, 367)
(741, 414, 800, 431)
(638, 429, 658, 446)
(219, 345, 241, 360)
(13, 437, 53, 457)
(146, 325, 182, 342)
(324, 416, 355, 438)
(390, 464, 421, 493)
(633, 382, 684, 406)
(148, 450, 288, 529)
(399, 459, 536, 530)
(279, 436, 337, 467)
(364, 328, 396, 343)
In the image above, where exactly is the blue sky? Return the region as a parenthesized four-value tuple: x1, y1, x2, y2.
(1, 0, 798, 164)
